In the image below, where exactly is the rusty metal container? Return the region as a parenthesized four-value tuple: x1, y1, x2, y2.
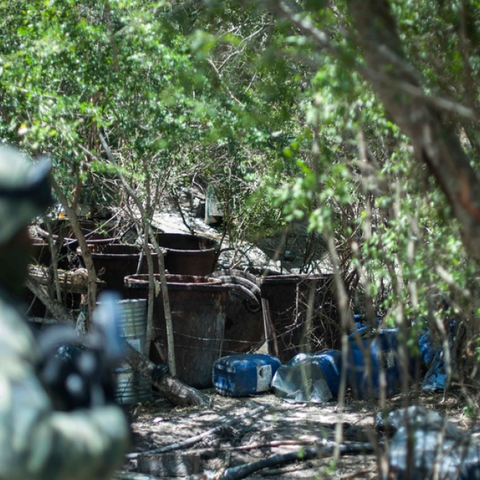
(259, 274, 339, 363)
(30, 239, 52, 266)
(78, 244, 157, 296)
(124, 274, 229, 389)
(41, 219, 119, 248)
(65, 219, 117, 246)
(208, 270, 265, 356)
(155, 233, 219, 276)
(114, 298, 153, 405)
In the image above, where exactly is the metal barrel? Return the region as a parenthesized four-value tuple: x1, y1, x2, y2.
(155, 233, 219, 275)
(79, 244, 158, 295)
(115, 366, 152, 405)
(124, 274, 229, 389)
(117, 298, 148, 352)
(259, 274, 339, 363)
(115, 298, 153, 405)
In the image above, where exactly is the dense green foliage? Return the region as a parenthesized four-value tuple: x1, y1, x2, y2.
(0, 1, 304, 231)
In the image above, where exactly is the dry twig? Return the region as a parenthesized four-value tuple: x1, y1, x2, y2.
(127, 403, 271, 460)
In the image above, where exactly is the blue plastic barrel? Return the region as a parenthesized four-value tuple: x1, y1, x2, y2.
(280, 351, 343, 398)
(315, 350, 343, 397)
(213, 354, 282, 397)
(347, 329, 402, 399)
(418, 329, 436, 367)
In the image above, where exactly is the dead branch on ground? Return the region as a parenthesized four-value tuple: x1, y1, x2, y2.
(127, 403, 271, 459)
(218, 440, 374, 480)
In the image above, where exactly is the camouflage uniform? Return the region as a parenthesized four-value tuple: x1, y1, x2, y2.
(0, 147, 129, 480)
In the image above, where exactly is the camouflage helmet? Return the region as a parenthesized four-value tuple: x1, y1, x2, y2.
(0, 146, 52, 245)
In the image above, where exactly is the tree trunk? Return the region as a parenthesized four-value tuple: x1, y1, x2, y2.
(50, 177, 98, 328)
(347, 0, 480, 267)
(25, 276, 76, 328)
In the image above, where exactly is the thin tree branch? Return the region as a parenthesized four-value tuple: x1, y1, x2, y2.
(25, 277, 76, 328)
(98, 131, 177, 376)
(267, 0, 480, 121)
(207, 58, 244, 106)
(50, 176, 97, 326)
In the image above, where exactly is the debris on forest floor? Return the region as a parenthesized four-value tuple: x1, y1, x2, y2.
(119, 390, 472, 480)
(29, 200, 474, 479)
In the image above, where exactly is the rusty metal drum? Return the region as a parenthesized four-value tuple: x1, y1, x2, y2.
(155, 233, 219, 276)
(124, 274, 229, 389)
(259, 274, 339, 363)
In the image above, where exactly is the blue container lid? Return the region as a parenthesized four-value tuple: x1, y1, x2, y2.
(215, 354, 281, 371)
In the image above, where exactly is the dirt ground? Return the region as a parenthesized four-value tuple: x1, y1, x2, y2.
(120, 388, 471, 480)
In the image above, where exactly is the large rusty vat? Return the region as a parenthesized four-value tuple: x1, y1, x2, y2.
(30, 239, 52, 266)
(31, 220, 118, 271)
(124, 274, 229, 389)
(259, 274, 339, 363)
(155, 233, 218, 276)
(78, 244, 157, 295)
(208, 270, 264, 356)
(41, 218, 120, 248)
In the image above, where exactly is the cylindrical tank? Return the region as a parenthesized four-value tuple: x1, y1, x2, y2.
(259, 274, 339, 363)
(109, 298, 153, 405)
(78, 244, 157, 295)
(125, 274, 229, 389)
(155, 233, 218, 276)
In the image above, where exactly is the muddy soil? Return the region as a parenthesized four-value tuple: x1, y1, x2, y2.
(121, 389, 470, 480)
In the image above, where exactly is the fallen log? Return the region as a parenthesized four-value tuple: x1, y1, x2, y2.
(124, 342, 211, 408)
(218, 447, 319, 480)
(157, 439, 313, 457)
(218, 440, 374, 480)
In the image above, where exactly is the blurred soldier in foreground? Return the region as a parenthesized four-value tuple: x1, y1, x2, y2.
(0, 146, 129, 480)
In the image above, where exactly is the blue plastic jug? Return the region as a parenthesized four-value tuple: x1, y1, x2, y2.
(213, 354, 282, 397)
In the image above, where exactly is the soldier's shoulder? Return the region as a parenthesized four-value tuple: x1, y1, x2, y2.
(0, 290, 37, 362)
